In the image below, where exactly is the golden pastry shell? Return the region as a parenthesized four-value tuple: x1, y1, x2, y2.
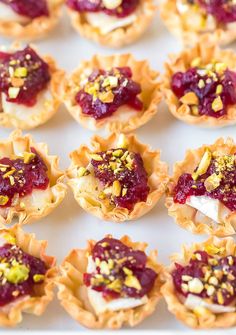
(0, 224, 57, 327)
(63, 53, 162, 133)
(67, 133, 169, 223)
(166, 137, 236, 237)
(162, 41, 236, 128)
(0, 130, 66, 226)
(0, 0, 63, 41)
(0, 43, 64, 130)
(56, 235, 163, 329)
(160, 0, 236, 47)
(161, 236, 236, 329)
(66, 0, 156, 48)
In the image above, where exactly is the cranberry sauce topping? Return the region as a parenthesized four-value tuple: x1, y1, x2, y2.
(76, 67, 143, 120)
(0, 147, 49, 208)
(0, 0, 49, 19)
(171, 60, 236, 118)
(87, 148, 149, 210)
(0, 240, 46, 306)
(83, 237, 157, 300)
(198, 0, 236, 25)
(0, 46, 51, 107)
(172, 249, 236, 306)
(173, 149, 236, 211)
(66, 0, 139, 18)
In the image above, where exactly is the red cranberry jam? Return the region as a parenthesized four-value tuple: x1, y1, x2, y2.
(198, 0, 236, 25)
(0, 0, 49, 19)
(0, 46, 51, 107)
(88, 148, 149, 210)
(84, 237, 157, 300)
(0, 239, 46, 306)
(66, 0, 139, 18)
(0, 147, 49, 208)
(75, 67, 143, 120)
(171, 60, 236, 118)
(172, 248, 236, 306)
(173, 149, 236, 211)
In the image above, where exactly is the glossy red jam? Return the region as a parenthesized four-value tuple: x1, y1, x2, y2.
(198, 0, 236, 24)
(0, 147, 49, 208)
(171, 66, 236, 118)
(76, 67, 143, 120)
(83, 237, 157, 300)
(90, 148, 149, 210)
(0, 46, 51, 107)
(0, 0, 49, 18)
(0, 243, 47, 306)
(66, 0, 139, 18)
(173, 153, 236, 211)
(172, 250, 236, 306)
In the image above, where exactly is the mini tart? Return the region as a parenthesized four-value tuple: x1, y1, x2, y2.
(160, 0, 236, 46)
(66, 0, 156, 48)
(63, 54, 161, 133)
(0, 130, 66, 226)
(0, 225, 56, 327)
(166, 137, 236, 237)
(67, 133, 169, 223)
(0, 43, 64, 130)
(162, 42, 236, 128)
(0, 0, 63, 41)
(56, 235, 163, 329)
(161, 236, 236, 329)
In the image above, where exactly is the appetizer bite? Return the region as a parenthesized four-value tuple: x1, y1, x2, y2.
(0, 0, 63, 40)
(0, 43, 64, 130)
(160, 0, 236, 46)
(0, 225, 56, 327)
(67, 133, 168, 222)
(65, 0, 156, 48)
(57, 235, 163, 329)
(162, 237, 236, 329)
(63, 54, 161, 133)
(0, 130, 66, 226)
(166, 137, 236, 237)
(162, 42, 236, 127)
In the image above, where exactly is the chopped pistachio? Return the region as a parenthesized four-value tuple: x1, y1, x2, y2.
(0, 195, 9, 206)
(2, 233, 16, 245)
(98, 91, 114, 103)
(188, 278, 204, 294)
(180, 92, 199, 105)
(204, 173, 222, 192)
(14, 67, 28, 78)
(107, 279, 122, 292)
(102, 0, 122, 9)
(112, 149, 123, 158)
(112, 180, 121, 197)
(23, 152, 36, 164)
(193, 149, 212, 179)
(212, 96, 223, 112)
(33, 274, 45, 283)
(6, 263, 29, 284)
(215, 62, 227, 75)
(125, 275, 141, 290)
(77, 167, 89, 177)
(216, 84, 223, 95)
(191, 105, 199, 116)
(198, 79, 205, 89)
(90, 154, 103, 161)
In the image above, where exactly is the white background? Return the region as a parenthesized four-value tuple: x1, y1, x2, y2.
(0, 3, 236, 333)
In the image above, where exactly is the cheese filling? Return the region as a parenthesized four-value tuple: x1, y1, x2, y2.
(86, 256, 148, 315)
(1, 89, 52, 121)
(186, 195, 231, 223)
(85, 11, 137, 34)
(185, 294, 236, 314)
(0, 3, 30, 24)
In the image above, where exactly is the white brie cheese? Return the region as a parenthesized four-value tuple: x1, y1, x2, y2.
(1, 89, 52, 122)
(21, 187, 53, 209)
(0, 3, 30, 24)
(186, 195, 231, 223)
(185, 294, 235, 314)
(86, 256, 148, 315)
(85, 11, 137, 34)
